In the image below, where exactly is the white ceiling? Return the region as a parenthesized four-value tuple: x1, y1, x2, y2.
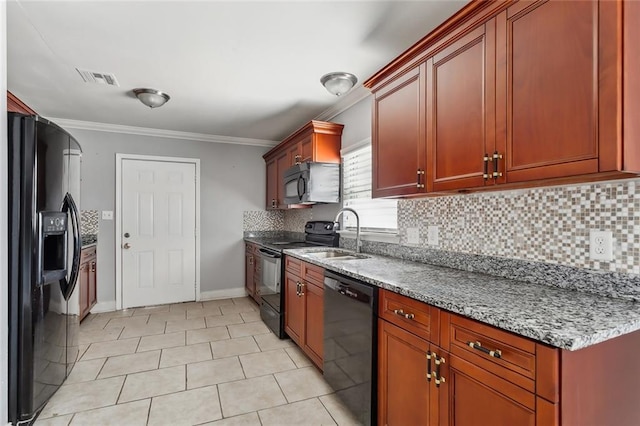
(7, 0, 467, 143)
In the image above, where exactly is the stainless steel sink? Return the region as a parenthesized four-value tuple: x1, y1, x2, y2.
(306, 250, 370, 260)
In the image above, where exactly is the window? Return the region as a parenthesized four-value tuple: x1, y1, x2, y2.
(341, 141, 397, 233)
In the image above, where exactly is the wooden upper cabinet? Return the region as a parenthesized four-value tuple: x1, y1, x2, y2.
(275, 151, 289, 209)
(497, 0, 601, 183)
(366, 0, 639, 195)
(372, 66, 427, 198)
(265, 158, 278, 209)
(288, 135, 314, 166)
(427, 21, 497, 192)
(7, 91, 37, 115)
(263, 120, 343, 209)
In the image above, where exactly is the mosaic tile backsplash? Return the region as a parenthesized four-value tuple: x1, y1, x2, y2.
(397, 178, 640, 275)
(243, 210, 284, 231)
(80, 210, 99, 235)
(283, 209, 313, 233)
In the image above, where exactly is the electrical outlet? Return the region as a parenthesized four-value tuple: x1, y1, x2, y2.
(407, 227, 419, 244)
(427, 225, 439, 246)
(102, 211, 113, 220)
(589, 230, 613, 261)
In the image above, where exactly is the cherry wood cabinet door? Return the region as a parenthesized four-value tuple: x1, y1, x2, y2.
(497, 0, 600, 183)
(79, 262, 90, 320)
(275, 151, 289, 208)
(378, 320, 440, 426)
(265, 159, 278, 209)
(288, 143, 301, 167)
(441, 353, 535, 426)
(372, 65, 427, 198)
(303, 282, 323, 366)
(89, 260, 97, 309)
(300, 136, 313, 163)
(284, 272, 304, 346)
(244, 245, 255, 299)
(427, 20, 497, 191)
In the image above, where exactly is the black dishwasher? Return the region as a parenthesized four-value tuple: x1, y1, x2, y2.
(324, 270, 378, 426)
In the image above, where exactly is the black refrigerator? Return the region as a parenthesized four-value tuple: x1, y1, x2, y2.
(7, 113, 82, 425)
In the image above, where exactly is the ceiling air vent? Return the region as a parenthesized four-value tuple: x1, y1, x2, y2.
(76, 68, 120, 87)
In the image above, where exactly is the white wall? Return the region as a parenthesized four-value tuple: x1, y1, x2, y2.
(68, 128, 268, 307)
(1, 1, 9, 421)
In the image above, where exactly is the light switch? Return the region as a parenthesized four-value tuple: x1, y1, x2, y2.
(102, 211, 113, 220)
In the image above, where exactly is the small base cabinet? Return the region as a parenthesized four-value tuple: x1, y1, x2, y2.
(283, 256, 325, 369)
(244, 243, 260, 303)
(378, 289, 640, 426)
(79, 246, 97, 321)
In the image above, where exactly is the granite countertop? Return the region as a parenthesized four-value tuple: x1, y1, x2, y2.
(284, 247, 640, 351)
(82, 234, 98, 248)
(244, 236, 306, 252)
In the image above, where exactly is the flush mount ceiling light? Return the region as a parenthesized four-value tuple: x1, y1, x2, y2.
(320, 72, 358, 96)
(133, 88, 170, 108)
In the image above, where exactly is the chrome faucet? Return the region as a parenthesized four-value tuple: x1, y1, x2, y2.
(334, 207, 361, 253)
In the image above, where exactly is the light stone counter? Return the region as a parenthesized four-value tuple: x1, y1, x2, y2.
(284, 247, 640, 351)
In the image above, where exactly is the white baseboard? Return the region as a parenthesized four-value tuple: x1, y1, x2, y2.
(90, 301, 117, 313)
(90, 289, 248, 313)
(199, 288, 248, 301)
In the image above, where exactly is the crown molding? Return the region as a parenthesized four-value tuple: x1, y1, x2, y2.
(313, 85, 371, 122)
(48, 118, 279, 148)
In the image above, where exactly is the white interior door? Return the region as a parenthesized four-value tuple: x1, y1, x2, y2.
(121, 159, 197, 308)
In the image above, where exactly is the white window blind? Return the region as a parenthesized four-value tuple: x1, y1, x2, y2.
(342, 144, 397, 232)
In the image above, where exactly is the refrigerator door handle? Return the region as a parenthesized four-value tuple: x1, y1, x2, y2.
(60, 192, 81, 300)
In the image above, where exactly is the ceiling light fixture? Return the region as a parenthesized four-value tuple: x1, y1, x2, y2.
(320, 72, 357, 96)
(133, 88, 170, 108)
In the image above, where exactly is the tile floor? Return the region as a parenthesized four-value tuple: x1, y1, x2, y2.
(35, 297, 360, 426)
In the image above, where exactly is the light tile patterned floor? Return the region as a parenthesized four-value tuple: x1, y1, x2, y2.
(35, 297, 361, 426)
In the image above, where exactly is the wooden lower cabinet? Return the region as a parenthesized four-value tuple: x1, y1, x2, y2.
(284, 272, 305, 345)
(442, 353, 535, 426)
(378, 320, 440, 426)
(244, 243, 260, 303)
(378, 289, 640, 425)
(303, 280, 323, 362)
(284, 258, 324, 369)
(79, 246, 97, 321)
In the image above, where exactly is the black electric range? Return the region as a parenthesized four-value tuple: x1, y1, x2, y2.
(258, 221, 338, 338)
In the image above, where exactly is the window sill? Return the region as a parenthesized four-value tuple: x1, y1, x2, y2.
(337, 230, 400, 244)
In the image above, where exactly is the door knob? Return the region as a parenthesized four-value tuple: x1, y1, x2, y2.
(123, 243, 131, 249)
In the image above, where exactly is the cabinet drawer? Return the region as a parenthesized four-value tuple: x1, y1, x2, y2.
(379, 289, 440, 345)
(445, 312, 536, 393)
(285, 256, 302, 275)
(302, 261, 324, 287)
(81, 246, 96, 264)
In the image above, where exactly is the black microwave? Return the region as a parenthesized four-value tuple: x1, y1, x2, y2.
(283, 162, 340, 205)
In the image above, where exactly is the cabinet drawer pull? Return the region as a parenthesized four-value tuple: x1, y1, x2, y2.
(426, 352, 432, 382)
(416, 169, 425, 189)
(483, 153, 490, 180)
(90, 262, 96, 272)
(393, 309, 414, 320)
(467, 341, 502, 359)
(434, 354, 446, 387)
(492, 151, 503, 179)
(299, 283, 305, 296)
